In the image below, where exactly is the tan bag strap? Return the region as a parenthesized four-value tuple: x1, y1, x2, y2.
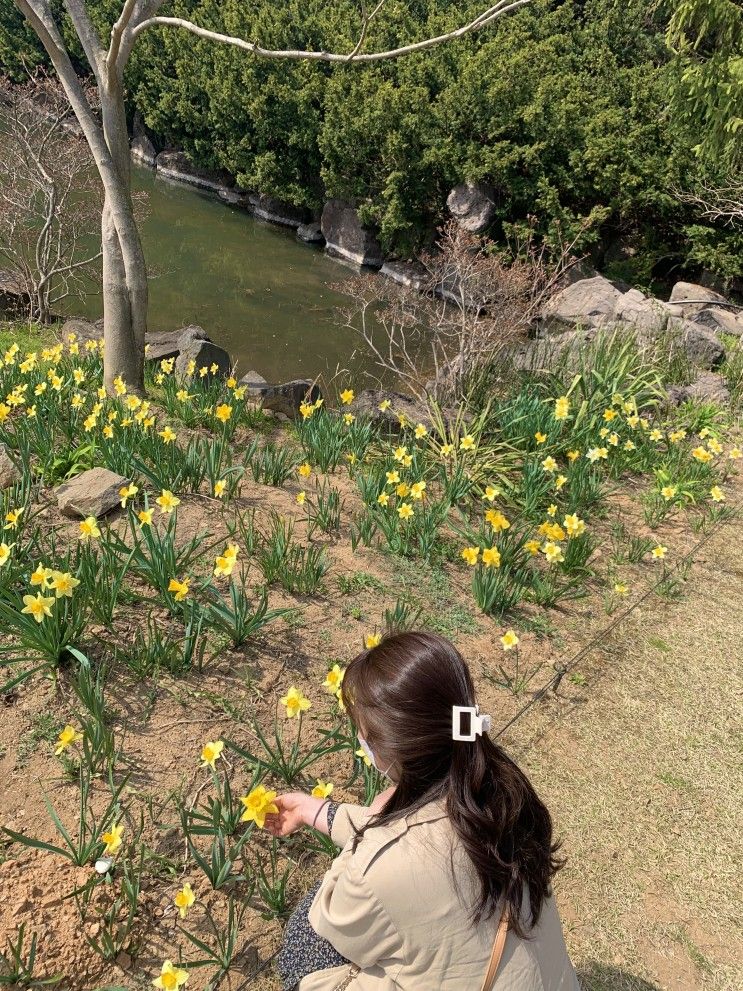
(479, 906, 509, 991)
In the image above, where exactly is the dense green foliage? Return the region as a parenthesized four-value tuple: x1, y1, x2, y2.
(1, 0, 741, 282)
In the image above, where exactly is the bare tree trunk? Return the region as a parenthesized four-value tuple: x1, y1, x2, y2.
(100, 76, 148, 394)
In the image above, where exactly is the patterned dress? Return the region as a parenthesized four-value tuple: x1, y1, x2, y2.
(276, 802, 351, 991)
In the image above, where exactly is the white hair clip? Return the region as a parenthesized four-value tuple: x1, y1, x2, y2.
(452, 704, 492, 741)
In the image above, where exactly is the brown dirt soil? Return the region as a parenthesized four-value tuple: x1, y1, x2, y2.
(0, 428, 741, 990)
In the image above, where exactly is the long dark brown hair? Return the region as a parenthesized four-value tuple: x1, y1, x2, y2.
(341, 631, 562, 936)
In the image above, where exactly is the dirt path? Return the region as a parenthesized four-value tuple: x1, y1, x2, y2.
(504, 516, 743, 991)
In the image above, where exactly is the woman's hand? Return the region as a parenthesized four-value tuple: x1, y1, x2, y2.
(264, 792, 318, 837)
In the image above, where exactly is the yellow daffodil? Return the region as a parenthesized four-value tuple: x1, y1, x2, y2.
(215, 404, 232, 423)
(460, 435, 475, 451)
(0, 542, 14, 567)
(563, 513, 586, 538)
(343, 413, 355, 425)
(30, 564, 53, 588)
(298, 462, 312, 478)
(500, 630, 519, 651)
(485, 509, 510, 532)
(153, 959, 189, 989)
(542, 542, 564, 564)
(483, 485, 500, 502)
(729, 447, 741, 459)
(525, 539, 541, 556)
(239, 785, 279, 828)
(156, 490, 180, 514)
(49, 571, 80, 598)
(119, 483, 138, 508)
(138, 508, 154, 526)
(365, 632, 382, 649)
(54, 724, 82, 755)
(385, 470, 400, 486)
(395, 482, 410, 498)
(323, 664, 345, 693)
(534, 432, 547, 444)
(614, 583, 629, 595)
(4, 507, 24, 530)
(554, 396, 569, 420)
(623, 440, 636, 451)
(661, 485, 677, 501)
(692, 446, 713, 463)
(79, 517, 101, 540)
(296, 491, 306, 505)
(397, 502, 414, 519)
(649, 429, 663, 442)
(414, 423, 427, 439)
(201, 740, 224, 769)
(707, 438, 723, 455)
(377, 491, 390, 506)
(651, 545, 667, 559)
(355, 746, 372, 767)
(603, 408, 617, 421)
(159, 425, 177, 444)
(410, 481, 426, 500)
(541, 456, 558, 473)
(586, 447, 608, 463)
(174, 883, 196, 920)
(461, 546, 480, 566)
(626, 415, 639, 428)
(710, 486, 725, 502)
(440, 443, 454, 457)
(567, 449, 580, 462)
(547, 504, 558, 517)
(102, 822, 124, 857)
(378, 399, 391, 412)
(168, 577, 190, 601)
(555, 474, 567, 491)
(482, 547, 501, 568)
(340, 388, 354, 405)
(312, 779, 334, 799)
(280, 686, 311, 719)
(214, 479, 227, 498)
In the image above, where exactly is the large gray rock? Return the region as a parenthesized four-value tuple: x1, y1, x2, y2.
(218, 187, 253, 210)
(56, 467, 129, 519)
(350, 389, 434, 433)
(614, 288, 669, 333)
(542, 275, 623, 331)
(145, 325, 210, 365)
(0, 444, 20, 489)
(258, 380, 322, 420)
(155, 151, 234, 195)
(60, 318, 99, 343)
(667, 281, 730, 319)
(446, 182, 496, 234)
(380, 260, 427, 292)
(671, 318, 726, 369)
(248, 193, 308, 228)
(666, 373, 731, 407)
(175, 335, 232, 381)
(130, 112, 157, 168)
(321, 200, 384, 268)
(296, 222, 325, 245)
(694, 306, 743, 338)
(238, 370, 268, 395)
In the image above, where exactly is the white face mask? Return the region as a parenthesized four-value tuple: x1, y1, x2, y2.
(357, 734, 393, 778)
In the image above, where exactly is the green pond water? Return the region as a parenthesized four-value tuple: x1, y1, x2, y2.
(75, 165, 376, 384)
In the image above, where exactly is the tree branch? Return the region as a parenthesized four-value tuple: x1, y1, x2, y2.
(62, 0, 105, 83)
(131, 0, 533, 62)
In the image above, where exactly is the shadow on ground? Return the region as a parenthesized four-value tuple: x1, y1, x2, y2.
(578, 962, 662, 990)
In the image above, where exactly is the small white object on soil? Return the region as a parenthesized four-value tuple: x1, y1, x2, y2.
(94, 857, 113, 874)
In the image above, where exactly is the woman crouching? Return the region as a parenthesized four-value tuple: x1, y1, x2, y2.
(267, 631, 579, 991)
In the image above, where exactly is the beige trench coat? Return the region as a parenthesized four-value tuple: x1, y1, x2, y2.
(300, 800, 579, 991)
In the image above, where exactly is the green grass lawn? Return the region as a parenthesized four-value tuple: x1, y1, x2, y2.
(0, 319, 59, 354)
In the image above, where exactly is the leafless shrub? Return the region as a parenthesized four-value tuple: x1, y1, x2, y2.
(676, 175, 743, 227)
(337, 220, 585, 402)
(0, 73, 102, 323)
